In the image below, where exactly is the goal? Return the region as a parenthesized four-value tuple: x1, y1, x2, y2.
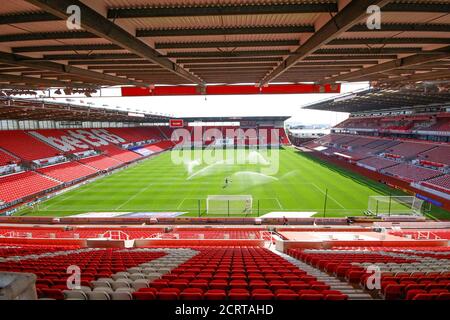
(366, 195, 425, 216)
(206, 195, 253, 215)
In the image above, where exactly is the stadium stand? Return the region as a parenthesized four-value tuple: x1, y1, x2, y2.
(0, 226, 163, 239)
(382, 142, 436, 159)
(123, 247, 346, 301)
(0, 172, 61, 203)
(418, 146, 450, 167)
(287, 247, 450, 300)
(136, 140, 174, 154)
(36, 162, 99, 184)
(389, 230, 450, 240)
(421, 175, 450, 194)
(78, 155, 123, 171)
(157, 229, 264, 240)
(0, 149, 19, 166)
(357, 157, 399, 171)
(0, 131, 61, 161)
(382, 163, 443, 183)
(98, 145, 142, 163)
(0, 248, 166, 299)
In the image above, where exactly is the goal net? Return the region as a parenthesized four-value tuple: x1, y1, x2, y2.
(206, 195, 253, 215)
(366, 196, 424, 216)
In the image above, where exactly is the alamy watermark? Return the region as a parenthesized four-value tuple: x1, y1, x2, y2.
(66, 5, 81, 30)
(366, 5, 382, 30)
(170, 127, 281, 176)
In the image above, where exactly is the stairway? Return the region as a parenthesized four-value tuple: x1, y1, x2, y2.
(272, 248, 375, 300)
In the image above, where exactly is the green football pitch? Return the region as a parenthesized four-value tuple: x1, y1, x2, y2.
(19, 148, 447, 219)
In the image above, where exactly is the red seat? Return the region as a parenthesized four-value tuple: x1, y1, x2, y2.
(324, 294, 348, 301)
(204, 289, 227, 300)
(269, 281, 289, 290)
(41, 288, 64, 300)
(157, 291, 179, 300)
(251, 289, 274, 300)
(133, 292, 156, 300)
(189, 280, 209, 290)
(383, 284, 404, 300)
(300, 294, 324, 300)
(412, 293, 436, 300)
(209, 280, 228, 290)
(436, 293, 450, 300)
(229, 280, 247, 289)
(249, 280, 267, 289)
(275, 289, 298, 300)
(169, 280, 188, 290)
(138, 287, 157, 294)
(406, 289, 427, 300)
(180, 290, 203, 301)
(229, 289, 250, 301)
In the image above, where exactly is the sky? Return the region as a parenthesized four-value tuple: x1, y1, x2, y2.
(43, 82, 369, 126)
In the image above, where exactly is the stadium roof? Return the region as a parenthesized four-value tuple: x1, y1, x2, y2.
(0, 1, 449, 90)
(182, 116, 290, 122)
(0, 96, 170, 122)
(303, 87, 450, 113)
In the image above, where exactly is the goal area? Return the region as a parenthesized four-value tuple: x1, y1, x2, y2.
(206, 195, 253, 215)
(366, 196, 424, 216)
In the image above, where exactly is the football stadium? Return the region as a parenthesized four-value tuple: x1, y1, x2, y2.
(0, 0, 449, 310)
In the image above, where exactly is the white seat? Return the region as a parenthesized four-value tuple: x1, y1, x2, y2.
(129, 273, 145, 281)
(132, 279, 149, 290)
(92, 280, 111, 288)
(115, 287, 135, 293)
(63, 290, 88, 300)
(110, 291, 133, 300)
(87, 291, 110, 300)
(127, 267, 142, 274)
(112, 281, 131, 290)
(112, 274, 129, 281)
(94, 287, 114, 294)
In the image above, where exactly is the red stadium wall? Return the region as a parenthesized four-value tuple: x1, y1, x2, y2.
(135, 239, 264, 247)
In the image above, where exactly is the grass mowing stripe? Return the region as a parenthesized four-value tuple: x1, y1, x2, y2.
(17, 148, 448, 219)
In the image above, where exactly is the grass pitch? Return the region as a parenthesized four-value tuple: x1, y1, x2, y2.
(19, 148, 447, 219)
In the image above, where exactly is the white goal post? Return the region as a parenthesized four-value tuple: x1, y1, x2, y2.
(366, 195, 424, 216)
(206, 195, 253, 215)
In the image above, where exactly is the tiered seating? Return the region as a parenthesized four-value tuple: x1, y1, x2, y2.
(418, 146, 450, 166)
(0, 226, 163, 239)
(0, 171, 61, 203)
(382, 163, 443, 182)
(37, 162, 98, 183)
(30, 129, 92, 153)
(335, 117, 381, 129)
(138, 140, 175, 154)
(357, 156, 398, 170)
(427, 119, 450, 132)
(0, 131, 61, 161)
(127, 247, 347, 300)
(106, 127, 154, 143)
(159, 229, 263, 240)
(0, 247, 166, 299)
(98, 145, 142, 163)
(383, 142, 435, 159)
(288, 247, 450, 300)
(390, 230, 450, 240)
(0, 244, 79, 258)
(0, 149, 19, 166)
(158, 127, 174, 140)
(78, 155, 123, 171)
(421, 175, 450, 193)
